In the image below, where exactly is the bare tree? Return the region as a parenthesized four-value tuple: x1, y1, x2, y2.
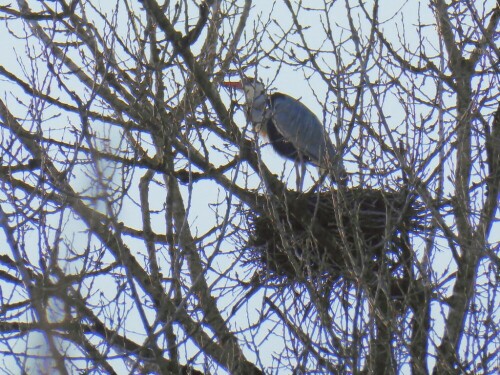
(0, 0, 498, 374)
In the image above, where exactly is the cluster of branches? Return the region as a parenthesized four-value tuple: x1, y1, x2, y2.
(0, 0, 498, 374)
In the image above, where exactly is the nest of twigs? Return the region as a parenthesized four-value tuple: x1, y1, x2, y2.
(246, 187, 423, 299)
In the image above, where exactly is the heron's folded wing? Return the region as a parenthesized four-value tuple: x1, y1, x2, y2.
(269, 93, 337, 167)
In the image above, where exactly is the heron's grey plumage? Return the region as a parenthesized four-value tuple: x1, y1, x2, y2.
(223, 77, 347, 185)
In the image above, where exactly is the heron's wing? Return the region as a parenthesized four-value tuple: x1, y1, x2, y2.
(269, 93, 338, 168)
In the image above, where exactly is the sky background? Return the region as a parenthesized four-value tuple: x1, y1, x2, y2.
(0, 0, 498, 373)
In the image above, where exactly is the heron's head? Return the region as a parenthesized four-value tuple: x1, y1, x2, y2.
(222, 77, 268, 135)
(222, 77, 266, 103)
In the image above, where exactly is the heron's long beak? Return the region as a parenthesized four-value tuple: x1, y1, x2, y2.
(221, 81, 243, 90)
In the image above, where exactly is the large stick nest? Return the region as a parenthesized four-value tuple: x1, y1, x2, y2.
(246, 187, 424, 297)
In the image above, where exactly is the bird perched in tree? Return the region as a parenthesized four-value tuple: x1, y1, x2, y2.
(222, 77, 347, 189)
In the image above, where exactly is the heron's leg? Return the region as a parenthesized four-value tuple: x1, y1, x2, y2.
(301, 162, 306, 190)
(295, 161, 306, 192)
(294, 162, 301, 191)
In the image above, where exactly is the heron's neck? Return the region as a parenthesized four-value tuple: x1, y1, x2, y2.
(248, 93, 267, 128)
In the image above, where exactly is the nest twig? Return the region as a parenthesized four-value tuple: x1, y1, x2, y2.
(246, 187, 424, 299)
